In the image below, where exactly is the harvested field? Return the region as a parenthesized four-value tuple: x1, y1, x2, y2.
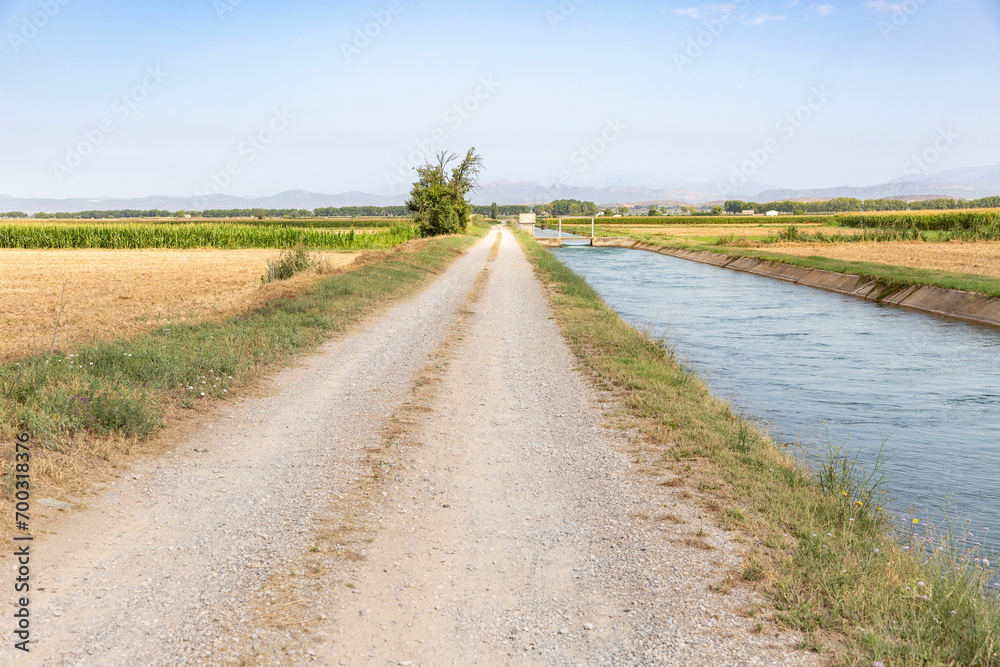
(0, 248, 358, 361)
(767, 241, 1000, 278)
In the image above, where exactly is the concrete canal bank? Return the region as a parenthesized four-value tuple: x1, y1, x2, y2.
(594, 238, 1000, 329)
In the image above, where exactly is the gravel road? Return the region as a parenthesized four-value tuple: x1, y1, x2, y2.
(5, 228, 819, 666)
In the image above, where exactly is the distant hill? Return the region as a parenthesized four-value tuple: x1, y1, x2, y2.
(3, 165, 999, 213)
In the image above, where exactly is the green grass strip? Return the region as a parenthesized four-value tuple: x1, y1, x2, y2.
(516, 229, 1000, 666)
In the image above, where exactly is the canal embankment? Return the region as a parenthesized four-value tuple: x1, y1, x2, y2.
(517, 229, 1000, 666)
(590, 237, 1000, 329)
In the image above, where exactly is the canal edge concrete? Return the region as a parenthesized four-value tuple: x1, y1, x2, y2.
(592, 238, 1000, 329)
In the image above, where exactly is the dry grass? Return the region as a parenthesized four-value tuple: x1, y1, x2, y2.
(768, 240, 1000, 279)
(0, 248, 358, 361)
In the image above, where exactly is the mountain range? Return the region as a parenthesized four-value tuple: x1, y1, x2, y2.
(3, 165, 999, 213)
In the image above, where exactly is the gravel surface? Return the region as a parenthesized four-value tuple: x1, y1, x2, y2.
(4, 228, 821, 666)
(5, 233, 493, 666)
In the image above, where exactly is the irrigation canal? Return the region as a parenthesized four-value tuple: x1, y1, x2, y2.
(548, 242, 1000, 552)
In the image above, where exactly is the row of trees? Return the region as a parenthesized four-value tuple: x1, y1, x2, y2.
(724, 196, 1000, 215)
(314, 206, 410, 217)
(473, 203, 532, 219)
(533, 199, 598, 216)
(0, 207, 415, 220)
(11, 190, 999, 225)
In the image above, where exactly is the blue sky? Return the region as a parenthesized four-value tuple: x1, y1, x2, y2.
(2, 0, 998, 199)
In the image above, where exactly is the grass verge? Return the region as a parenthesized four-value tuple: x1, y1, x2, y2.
(706, 246, 1000, 299)
(0, 222, 489, 530)
(515, 229, 1000, 666)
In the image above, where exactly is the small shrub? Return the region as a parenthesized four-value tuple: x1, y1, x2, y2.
(263, 245, 316, 283)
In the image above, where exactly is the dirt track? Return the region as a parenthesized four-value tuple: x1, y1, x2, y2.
(6, 229, 816, 666)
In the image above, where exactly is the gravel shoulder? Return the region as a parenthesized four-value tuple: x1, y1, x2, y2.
(5, 227, 820, 666)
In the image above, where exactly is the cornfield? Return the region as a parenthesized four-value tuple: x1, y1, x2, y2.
(0, 222, 417, 250)
(836, 210, 1000, 231)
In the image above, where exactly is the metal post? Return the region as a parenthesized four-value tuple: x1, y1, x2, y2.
(559, 217, 562, 237)
(591, 217, 594, 239)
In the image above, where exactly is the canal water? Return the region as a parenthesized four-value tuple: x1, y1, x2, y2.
(550, 246, 1000, 549)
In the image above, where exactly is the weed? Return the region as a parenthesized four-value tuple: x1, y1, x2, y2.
(263, 244, 317, 283)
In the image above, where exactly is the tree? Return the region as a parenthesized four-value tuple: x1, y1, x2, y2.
(648, 204, 659, 216)
(252, 208, 266, 220)
(603, 207, 613, 217)
(617, 206, 628, 216)
(688, 206, 696, 214)
(406, 148, 484, 236)
(711, 205, 722, 216)
(490, 202, 498, 220)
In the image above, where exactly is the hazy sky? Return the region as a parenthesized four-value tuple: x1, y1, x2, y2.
(3, 0, 998, 199)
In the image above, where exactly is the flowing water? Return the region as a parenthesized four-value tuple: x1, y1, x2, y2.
(551, 245, 1000, 550)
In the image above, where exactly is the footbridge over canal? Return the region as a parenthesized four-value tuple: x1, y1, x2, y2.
(517, 216, 630, 247)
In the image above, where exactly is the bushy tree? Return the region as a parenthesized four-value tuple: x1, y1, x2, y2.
(406, 148, 483, 236)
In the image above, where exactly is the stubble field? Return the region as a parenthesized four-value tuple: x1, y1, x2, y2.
(0, 248, 358, 361)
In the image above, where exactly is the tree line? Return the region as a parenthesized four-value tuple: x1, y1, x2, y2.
(724, 196, 1000, 215)
(472, 204, 532, 218)
(532, 199, 598, 216)
(8, 194, 999, 222)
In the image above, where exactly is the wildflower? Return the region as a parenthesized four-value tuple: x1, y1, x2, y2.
(905, 586, 911, 591)
(984, 559, 990, 567)
(873, 548, 879, 554)
(200, 392, 205, 396)
(903, 546, 910, 551)
(917, 581, 925, 586)
(857, 501, 863, 507)
(913, 518, 919, 524)
(842, 490, 848, 497)
(849, 518, 854, 522)
(951, 611, 957, 615)
(827, 533, 832, 537)
(875, 662, 884, 667)
(922, 595, 929, 600)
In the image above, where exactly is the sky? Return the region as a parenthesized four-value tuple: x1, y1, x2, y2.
(2, 0, 999, 200)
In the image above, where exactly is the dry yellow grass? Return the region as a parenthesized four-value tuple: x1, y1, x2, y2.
(0, 248, 358, 361)
(769, 241, 1000, 278)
